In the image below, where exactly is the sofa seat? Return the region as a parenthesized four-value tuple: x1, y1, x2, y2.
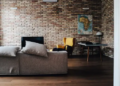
(19, 51, 68, 75)
(0, 51, 68, 75)
(0, 56, 19, 75)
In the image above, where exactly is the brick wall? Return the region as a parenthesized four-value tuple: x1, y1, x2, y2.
(101, 0, 114, 48)
(0, 0, 102, 55)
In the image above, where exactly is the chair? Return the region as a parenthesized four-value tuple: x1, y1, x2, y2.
(57, 38, 75, 56)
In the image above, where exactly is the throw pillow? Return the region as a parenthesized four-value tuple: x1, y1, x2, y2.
(21, 41, 48, 57)
(0, 46, 19, 57)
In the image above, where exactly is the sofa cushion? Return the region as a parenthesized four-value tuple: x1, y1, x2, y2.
(0, 46, 19, 57)
(19, 51, 68, 75)
(21, 41, 48, 57)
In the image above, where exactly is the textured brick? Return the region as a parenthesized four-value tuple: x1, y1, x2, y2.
(0, 0, 102, 55)
(101, 0, 114, 48)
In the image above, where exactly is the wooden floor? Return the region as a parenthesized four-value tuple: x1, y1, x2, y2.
(0, 55, 113, 86)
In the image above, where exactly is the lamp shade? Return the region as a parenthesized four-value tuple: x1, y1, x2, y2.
(43, 0, 57, 2)
(96, 31, 102, 36)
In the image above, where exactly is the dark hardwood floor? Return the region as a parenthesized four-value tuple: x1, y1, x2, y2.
(0, 55, 113, 86)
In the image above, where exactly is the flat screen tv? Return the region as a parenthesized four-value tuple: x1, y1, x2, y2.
(21, 37, 44, 48)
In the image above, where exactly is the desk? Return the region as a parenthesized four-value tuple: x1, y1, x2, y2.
(78, 42, 107, 62)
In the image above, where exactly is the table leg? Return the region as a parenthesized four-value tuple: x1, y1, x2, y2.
(81, 46, 84, 55)
(92, 47, 93, 55)
(99, 46, 102, 61)
(87, 47, 90, 62)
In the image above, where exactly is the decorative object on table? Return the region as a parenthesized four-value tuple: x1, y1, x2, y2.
(95, 31, 103, 43)
(78, 15, 92, 35)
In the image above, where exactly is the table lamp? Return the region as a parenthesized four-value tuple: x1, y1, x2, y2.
(95, 31, 103, 43)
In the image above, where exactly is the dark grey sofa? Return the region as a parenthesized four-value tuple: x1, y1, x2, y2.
(0, 51, 68, 75)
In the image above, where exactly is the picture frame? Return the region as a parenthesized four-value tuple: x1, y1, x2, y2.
(78, 15, 93, 35)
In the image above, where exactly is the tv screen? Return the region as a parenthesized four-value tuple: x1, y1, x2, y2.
(21, 37, 44, 48)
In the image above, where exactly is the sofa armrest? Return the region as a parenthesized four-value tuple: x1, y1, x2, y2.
(47, 51, 68, 74)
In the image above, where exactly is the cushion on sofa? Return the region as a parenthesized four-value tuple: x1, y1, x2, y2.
(0, 46, 19, 57)
(21, 41, 48, 57)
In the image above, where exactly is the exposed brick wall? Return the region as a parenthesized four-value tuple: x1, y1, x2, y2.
(0, 0, 102, 55)
(101, 0, 114, 48)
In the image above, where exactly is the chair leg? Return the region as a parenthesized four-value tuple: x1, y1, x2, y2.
(67, 51, 70, 57)
(67, 51, 73, 57)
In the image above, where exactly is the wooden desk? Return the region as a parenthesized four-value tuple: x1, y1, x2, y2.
(78, 42, 107, 62)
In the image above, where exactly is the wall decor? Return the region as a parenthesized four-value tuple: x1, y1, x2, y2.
(78, 15, 93, 35)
